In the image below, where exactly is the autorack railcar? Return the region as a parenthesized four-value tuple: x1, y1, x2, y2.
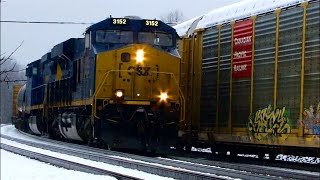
(176, 0, 319, 158)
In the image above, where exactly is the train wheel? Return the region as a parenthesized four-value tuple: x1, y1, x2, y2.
(175, 143, 185, 151)
(268, 153, 277, 161)
(229, 150, 238, 158)
(99, 142, 111, 150)
(184, 145, 192, 152)
(258, 151, 266, 160)
(88, 140, 98, 148)
(210, 146, 216, 155)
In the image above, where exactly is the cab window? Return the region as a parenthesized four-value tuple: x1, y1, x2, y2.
(138, 32, 173, 47)
(96, 30, 133, 44)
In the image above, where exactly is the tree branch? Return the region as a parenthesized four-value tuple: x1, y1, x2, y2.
(0, 40, 24, 65)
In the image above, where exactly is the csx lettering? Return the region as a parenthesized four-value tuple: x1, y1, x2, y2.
(234, 36, 252, 45)
(128, 66, 151, 76)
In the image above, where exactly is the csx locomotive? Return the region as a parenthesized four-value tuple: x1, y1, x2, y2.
(14, 16, 184, 151)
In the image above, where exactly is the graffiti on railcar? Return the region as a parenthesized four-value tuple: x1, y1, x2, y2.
(301, 103, 320, 135)
(248, 105, 291, 140)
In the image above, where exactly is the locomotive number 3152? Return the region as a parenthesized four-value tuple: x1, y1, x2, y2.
(113, 18, 127, 25)
(145, 20, 159, 27)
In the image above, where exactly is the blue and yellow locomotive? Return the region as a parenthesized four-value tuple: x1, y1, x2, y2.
(15, 16, 184, 151)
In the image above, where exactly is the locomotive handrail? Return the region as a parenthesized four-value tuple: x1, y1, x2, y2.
(91, 69, 185, 123)
(91, 70, 119, 122)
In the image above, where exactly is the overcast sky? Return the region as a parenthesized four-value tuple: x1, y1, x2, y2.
(1, 0, 242, 66)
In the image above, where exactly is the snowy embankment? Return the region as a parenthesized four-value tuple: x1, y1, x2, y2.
(1, 149, 115, 180)
(0, 125, 173, 180)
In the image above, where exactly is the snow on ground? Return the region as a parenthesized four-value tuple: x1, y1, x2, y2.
(1, 149, 115, 180)
(108, 155, 236, 180)
(1, 124, 53, 145)
(0, 125, 173, 180)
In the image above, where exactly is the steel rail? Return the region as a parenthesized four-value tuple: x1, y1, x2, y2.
(0, 134, 229, 180)
(17, 129, 320, 178)
(4, 130, 319, 180)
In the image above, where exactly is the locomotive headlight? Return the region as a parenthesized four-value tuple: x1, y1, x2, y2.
(115, 90, 123, 98)
(135, 49, 144, 63)
(159, 92, 168, 101)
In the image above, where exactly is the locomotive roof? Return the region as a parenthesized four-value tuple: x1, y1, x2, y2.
(27, 59, 40, 67)
(86, 18, 178, 36)
(174, 0, 313, 36)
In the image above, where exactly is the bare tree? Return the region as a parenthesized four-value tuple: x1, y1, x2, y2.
(0, 41, 26, 123)
(160, 9, 186, 25)
(0, 41, 26, 84)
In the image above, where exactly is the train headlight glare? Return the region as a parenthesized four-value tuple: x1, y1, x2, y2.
(160, 92, 168, 101)
(136, 49, 144, 63)
(116, 90, 123, 98)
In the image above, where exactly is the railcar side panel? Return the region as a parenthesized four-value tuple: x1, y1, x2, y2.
(201, 28, 218, 128)
(188, 1, 320, 151)
(304, 1, 320, 136)
(218, 25, 232, 129)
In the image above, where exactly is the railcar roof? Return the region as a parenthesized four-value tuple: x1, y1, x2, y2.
(174, 0, 313, 36)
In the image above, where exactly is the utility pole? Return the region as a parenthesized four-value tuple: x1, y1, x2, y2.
(0, 0, 2, 124)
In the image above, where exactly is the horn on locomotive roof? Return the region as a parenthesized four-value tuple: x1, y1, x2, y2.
(123, 16, 142, 20)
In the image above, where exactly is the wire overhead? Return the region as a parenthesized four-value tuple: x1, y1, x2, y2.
(0, 20, 94, 25)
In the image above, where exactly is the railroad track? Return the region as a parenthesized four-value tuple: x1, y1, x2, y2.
(1, 134, 231, 180)
(0, 124, 8, 127)
(2, 129, 319, 180)
(17, 129, 320, 179)
(0, 143, 141, 180)
(167, 149, 320, 173)
(0, 133, 275, 180)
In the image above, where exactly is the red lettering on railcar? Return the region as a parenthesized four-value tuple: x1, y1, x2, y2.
(232, 19, 253, 79)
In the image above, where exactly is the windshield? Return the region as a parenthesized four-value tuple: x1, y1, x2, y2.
(96, 30, 133, 44)
(138, 32, 173, 47)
